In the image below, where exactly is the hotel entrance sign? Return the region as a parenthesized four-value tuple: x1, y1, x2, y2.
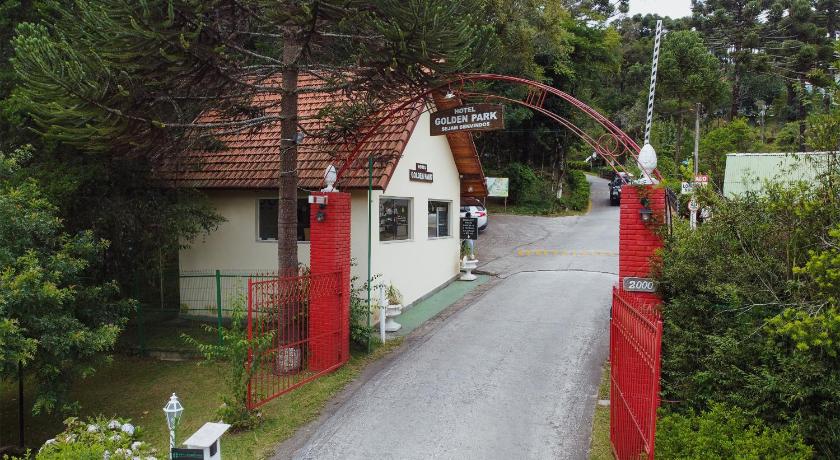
(430, 104, 505, 135)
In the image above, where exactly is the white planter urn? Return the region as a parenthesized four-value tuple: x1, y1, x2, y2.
(383, 304, 403, 332)
(460, 256, 479, 281)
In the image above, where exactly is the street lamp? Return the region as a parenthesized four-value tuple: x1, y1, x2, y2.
(639, 197, 653, 223)
(163, 393, 184, 458)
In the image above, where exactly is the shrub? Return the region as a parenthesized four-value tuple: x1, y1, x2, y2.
(656, 176, 840, 456)
(558, 170, 590, 211)
(36, 416, 157, 460)
(349, 269, 378, 349)
(566, 160, 590, 171)
(499, 162, 543, 204)
(657, 404, 812, 460)
(182, 305, 273, 431)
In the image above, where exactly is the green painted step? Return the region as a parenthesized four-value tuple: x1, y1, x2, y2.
(393, 275, 490, 336)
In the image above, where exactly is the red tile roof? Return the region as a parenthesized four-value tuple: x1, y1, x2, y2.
(158, 74, 486, 195)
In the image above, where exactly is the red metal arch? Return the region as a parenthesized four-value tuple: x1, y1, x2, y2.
(335, 73, 661, 184)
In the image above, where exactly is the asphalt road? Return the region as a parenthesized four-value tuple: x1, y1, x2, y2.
(283, 175, 618, 460)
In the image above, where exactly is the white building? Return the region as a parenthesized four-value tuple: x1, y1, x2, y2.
(160, 75, 487, 312)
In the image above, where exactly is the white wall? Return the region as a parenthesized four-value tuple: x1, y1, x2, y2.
(179, 189, 310, 272)
(368, 111, 462, 306)
(179, 111, 461, 311)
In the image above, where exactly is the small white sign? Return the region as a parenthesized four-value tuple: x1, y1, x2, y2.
(623, 277, 657, 293)
(688, 197, 699, 212)
(681, 182, 694, 195)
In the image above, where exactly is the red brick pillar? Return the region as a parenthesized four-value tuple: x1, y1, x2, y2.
(308, 191, 351, 371)
(618, 185, 665, 305)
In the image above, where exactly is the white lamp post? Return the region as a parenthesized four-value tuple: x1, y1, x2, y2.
(163, 393, 184, 459)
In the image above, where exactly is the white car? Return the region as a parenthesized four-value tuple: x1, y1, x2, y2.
(460, 202, 488, 232)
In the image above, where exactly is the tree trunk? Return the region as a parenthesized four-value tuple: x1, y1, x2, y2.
(278, 32, 301, 275)
(675, 106, 683, 176)
(729, 67, 740, 121)
(798, 78, 807, 152)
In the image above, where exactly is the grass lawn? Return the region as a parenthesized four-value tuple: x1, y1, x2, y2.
(1, 339, 401, 459)
(589, 363, 612, 460)
(117, 317, 220, 352)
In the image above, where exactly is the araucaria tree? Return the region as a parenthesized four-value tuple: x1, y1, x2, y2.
(12, 0, 492, 273)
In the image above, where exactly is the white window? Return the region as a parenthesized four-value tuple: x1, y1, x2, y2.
(257, 198, 310, 242)
(379, 197, 412, 241)
(427, 200, 451, 238)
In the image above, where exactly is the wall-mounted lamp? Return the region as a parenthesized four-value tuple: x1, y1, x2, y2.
(444, 90, 455, 100)
(639, 197, 653, 223)
(316, 203, 327, 222)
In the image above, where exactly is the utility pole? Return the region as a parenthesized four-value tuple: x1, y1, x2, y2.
(693, 103, 701, 176)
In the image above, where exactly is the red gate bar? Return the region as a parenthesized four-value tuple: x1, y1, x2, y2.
(610, 286, 663, 460)
(246, 271, 345, 410)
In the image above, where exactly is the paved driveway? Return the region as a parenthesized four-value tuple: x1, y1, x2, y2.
(280, 175, 617, 460)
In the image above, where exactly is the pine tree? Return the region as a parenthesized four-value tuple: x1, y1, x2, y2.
(11, 0, 492, 272)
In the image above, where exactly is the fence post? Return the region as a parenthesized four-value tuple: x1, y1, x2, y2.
(133, 272, 146, 356)
(215, 269, 224, 344)
(246, 277, 254, 410)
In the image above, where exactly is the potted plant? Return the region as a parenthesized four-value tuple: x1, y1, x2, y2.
(386, 283, 403, 309)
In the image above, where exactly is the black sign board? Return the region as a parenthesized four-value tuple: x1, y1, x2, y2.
(430, 104, 505, 136)
(622, 277, 657, 293)
(171, 448, 204, 459)
(409, 164, 434, 183)
(460, 217, 478, 240)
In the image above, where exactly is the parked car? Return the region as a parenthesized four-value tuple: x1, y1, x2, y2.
(609, 172, 633, 206)
(460, 200, 488, 232)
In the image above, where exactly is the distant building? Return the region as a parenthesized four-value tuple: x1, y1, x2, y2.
(723, 152, 837, 197)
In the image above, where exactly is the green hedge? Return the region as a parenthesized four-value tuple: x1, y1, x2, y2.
(559, 170, 590, 211)
(566, 160, 590, 171)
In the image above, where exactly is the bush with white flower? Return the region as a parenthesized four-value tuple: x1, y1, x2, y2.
(36, 417, 157, 460)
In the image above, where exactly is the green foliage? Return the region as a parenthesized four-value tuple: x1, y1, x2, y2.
(659, 30, 728, 111)
(0, 146, 133, 414)
(558, 170, 590, 211)
(35, 416, 157, 459)
(348, 269, 378, 349)
(499, 162, 543, 204)
(656, 174, 840, 456)
(657, 404, 812, 460)
(566, 160, 590, 171)
(776, 121, 803, 152)
(698, 118, 758, 185)
(182, 305, 273, 431)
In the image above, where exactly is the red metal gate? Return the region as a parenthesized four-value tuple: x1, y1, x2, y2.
(246, 271, 345, 409)
(610, 286, 663, 460)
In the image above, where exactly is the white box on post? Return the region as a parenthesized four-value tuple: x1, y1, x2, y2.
(182, 422, 230, 460)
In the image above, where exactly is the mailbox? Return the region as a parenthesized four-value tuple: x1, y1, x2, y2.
(180, 422, 230, 460)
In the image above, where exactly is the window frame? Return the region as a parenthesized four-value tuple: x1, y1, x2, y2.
(427, 199, 452, 239)
(379, 196, 413, 243)
(255, 197, 311, 243)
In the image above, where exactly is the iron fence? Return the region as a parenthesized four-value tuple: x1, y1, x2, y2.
(121, 269, 277, 354)
(610, 285, 663, 460)
(246, 271, 346, 410)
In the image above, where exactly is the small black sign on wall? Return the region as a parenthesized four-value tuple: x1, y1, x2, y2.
(409, 163, 433, 182)
(460, 217, 478, 240)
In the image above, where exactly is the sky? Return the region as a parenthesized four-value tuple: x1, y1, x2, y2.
(627, 0, 692, 19)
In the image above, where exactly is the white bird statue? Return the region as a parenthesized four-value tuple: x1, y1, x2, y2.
(322, 164, 338, 192)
